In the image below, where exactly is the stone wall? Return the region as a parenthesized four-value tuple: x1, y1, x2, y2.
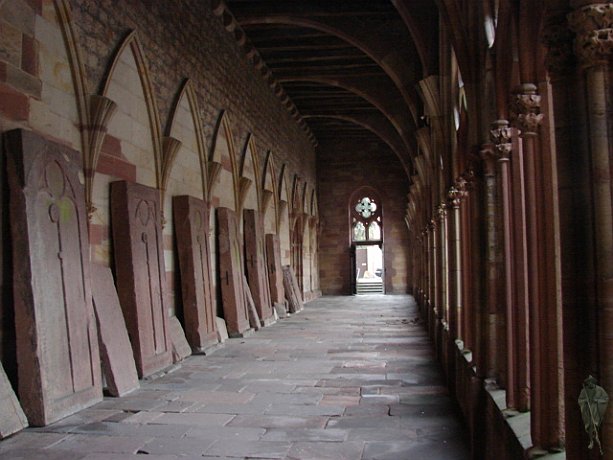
(317, 137, 410, 295)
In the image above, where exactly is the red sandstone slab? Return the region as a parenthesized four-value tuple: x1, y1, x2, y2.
(0, 362, 28, 438)
(168, 316, 192, 363)
(244, 209, 274, 325)
(216, 207, 251, 337)
(283, 265, 304, 314)
(6, 129, 102, 425)
(265, 234, 286, 312)
(110, 180, 172, 378)
(243, 274, 261, 331)
(172, 195, 218, 353)
(90, 263, 139, 397)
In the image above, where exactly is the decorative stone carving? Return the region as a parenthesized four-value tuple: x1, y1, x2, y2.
(217, 207, 251, 337)
(448, 178, 468, 209)
(6, 129, 102, 425)
(110, 181, 173, 378)
(90, 264, 139, 397)
(244, 209, 274, 326)
(437, 203, 448, 220)
(568, 3, 613, 67)
(173, 195, 219, 353)
(509, 83, 544, 137)
(490, 120, 513, 161)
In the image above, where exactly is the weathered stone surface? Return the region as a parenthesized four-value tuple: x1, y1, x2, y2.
(6, 129, 102, 425)
(215, 317, 229, 343)
(283, 265, 304, 313)
(243, 274, 261, 331)
(266, 233, 286, 310)
(172, 195, 218, 353)
(243, 209, 274, 325)
(168, 316, 192, 363)
(110, 180, 172, 378)
(90, 263, 139, 397)
(0, 361, 27, 438)
(216, 207, 251, 337)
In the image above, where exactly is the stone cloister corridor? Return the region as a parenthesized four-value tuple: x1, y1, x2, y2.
(0, 296, 469, 460)
(1, 0, 613, 459)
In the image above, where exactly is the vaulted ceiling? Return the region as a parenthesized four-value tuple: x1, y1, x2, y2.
(219, 0, 441, 178)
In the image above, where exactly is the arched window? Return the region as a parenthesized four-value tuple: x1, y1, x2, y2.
(351, 195, 382, 243)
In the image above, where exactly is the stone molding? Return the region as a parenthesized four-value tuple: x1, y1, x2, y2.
(568, 3, 613, 68)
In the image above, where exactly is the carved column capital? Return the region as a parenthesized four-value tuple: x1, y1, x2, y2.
(509, 84, 544, 138)
(542, 16, 577, 77)
(436, 203, 448, 220)
(490, 120, 513, 161)
(448, 183, 467, 209)
(568, 3, 613, 68)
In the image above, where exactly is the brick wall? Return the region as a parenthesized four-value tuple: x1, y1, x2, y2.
(317, 137, 410, 295)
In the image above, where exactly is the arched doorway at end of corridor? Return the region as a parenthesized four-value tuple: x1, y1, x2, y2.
(349, 188, 384, 295)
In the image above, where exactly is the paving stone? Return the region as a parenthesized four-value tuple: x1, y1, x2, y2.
(141, 436, 216, 456)
(49, 434, 152, 454)
(153, 412, 234, 427)
(260, 427, 348, 442)
(286, 441, 365, 460)
(228, 414, 329, 429)
(184, 426, 266, 441)
(205, 439, 291, 458)
(362, 437, 470, 460)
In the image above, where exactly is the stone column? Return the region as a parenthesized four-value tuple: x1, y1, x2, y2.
(491, 120, 521, 411)
(569, 4, 613, 457)
(480, 145, 501, 380)
(543, 11, 596, 457)
(511, 83, 564, 452)
(448, 181, 467, 344)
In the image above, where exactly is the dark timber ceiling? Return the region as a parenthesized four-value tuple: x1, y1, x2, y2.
(222, 0, 440, 177)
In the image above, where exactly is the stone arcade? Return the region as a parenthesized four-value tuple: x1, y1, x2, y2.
(0, 1, 612, 459)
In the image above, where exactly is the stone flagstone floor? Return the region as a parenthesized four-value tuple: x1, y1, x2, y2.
(0, 295, 470, 460)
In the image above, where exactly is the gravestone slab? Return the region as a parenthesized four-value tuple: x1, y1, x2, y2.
(6, 129, 102, 425)
(0, 362, 27, 438)
(265, 234, 286, 314)
(90, 264, 139, 397)
(216, 207, 251, 337)
(243, 210, 274, 326)
(110, 180, 172, 378)
(173, 195, 218, 353)
(215, 317, 229, 343)
(283, 265, 304, 314)
(168, 316, 192, 363)
(243, 274, 261, 331)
